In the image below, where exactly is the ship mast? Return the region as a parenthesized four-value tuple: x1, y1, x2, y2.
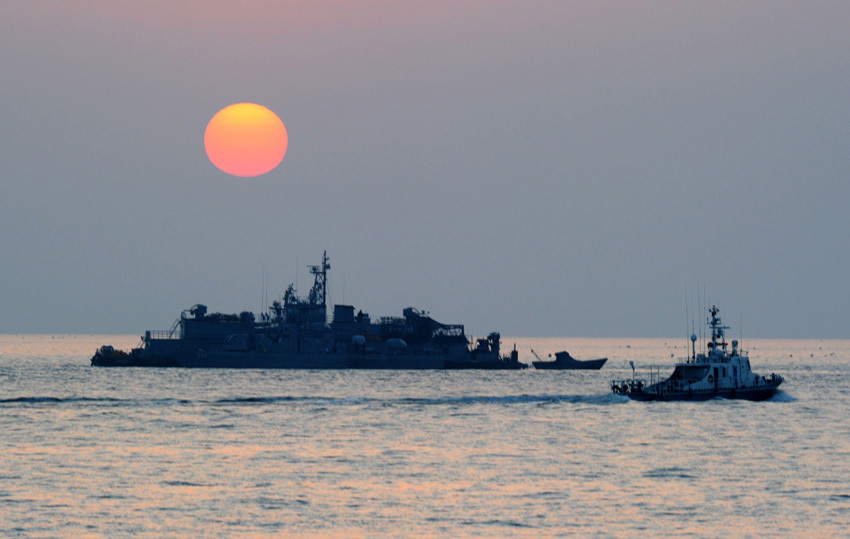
(708, 305, 729, 355)
(307, 250, 331, 307)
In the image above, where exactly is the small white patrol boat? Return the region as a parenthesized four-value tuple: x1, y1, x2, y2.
(612, 306, 783, 401)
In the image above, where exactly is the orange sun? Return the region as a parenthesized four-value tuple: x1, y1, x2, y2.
(204, 103, 288, 177)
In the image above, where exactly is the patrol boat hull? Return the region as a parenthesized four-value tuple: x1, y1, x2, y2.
(622, 378, 782, 402)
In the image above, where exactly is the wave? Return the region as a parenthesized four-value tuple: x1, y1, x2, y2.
(1, 393, 626, 407)
(214, 396, 303, 404)
(0, 396, 124, 405)
(162, 480, 216, 488)
(768, 390, 796, 402)
(209, 391, 789, 407)
(0, 396, 189, 406)
(644, 466, 698, 480)
(8, 391, 796, 407)
(212, 394, 626, 407)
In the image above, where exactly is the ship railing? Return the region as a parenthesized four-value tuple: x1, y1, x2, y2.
(611, 378, 647, 394)
(146, 329, 181, 340)
(611, 364, 669, 394)
(433, 324, 464, 337)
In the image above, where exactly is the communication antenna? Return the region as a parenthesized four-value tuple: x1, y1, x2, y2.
(740, 314, 744, 355)
(697, 281, 702, 354)
(685, 286, 690, 358)
(702, 282, 708, 353)
(260, 264, 267, 313)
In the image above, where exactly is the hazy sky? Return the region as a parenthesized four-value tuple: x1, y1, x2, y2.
(2, 1, 848, 338)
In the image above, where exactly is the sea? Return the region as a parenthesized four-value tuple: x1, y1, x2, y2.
(1, 334, 848, 538)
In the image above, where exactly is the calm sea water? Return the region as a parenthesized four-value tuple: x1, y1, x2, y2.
(1, 335, 847, 538)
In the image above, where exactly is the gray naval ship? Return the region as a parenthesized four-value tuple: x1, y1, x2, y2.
(92, 252, 526, 369)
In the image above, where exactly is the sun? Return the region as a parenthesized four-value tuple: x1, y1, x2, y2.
(204, 103, 288, 177)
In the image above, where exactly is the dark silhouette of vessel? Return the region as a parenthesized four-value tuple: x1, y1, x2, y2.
(92, 252, 526, 369)
(531, 350, 607, 370)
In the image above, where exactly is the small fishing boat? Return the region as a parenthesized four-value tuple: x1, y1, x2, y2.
(611, 306, 783, 401)
(531, 350, 607, 370)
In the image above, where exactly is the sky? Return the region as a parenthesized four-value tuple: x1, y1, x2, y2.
(2, 1, 848, 338)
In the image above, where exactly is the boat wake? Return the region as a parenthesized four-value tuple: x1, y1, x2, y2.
(767, 390, 795, 402)
(213, 394, 630, 407)
(1, 393, 631, 408)
(0, 396, 125, 405)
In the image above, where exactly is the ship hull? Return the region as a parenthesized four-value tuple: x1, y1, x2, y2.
(444, 359, 527, 370)
(92, 350, 449, 369)
(532, 358, 607, 370)
(624, 381, 783, 402)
